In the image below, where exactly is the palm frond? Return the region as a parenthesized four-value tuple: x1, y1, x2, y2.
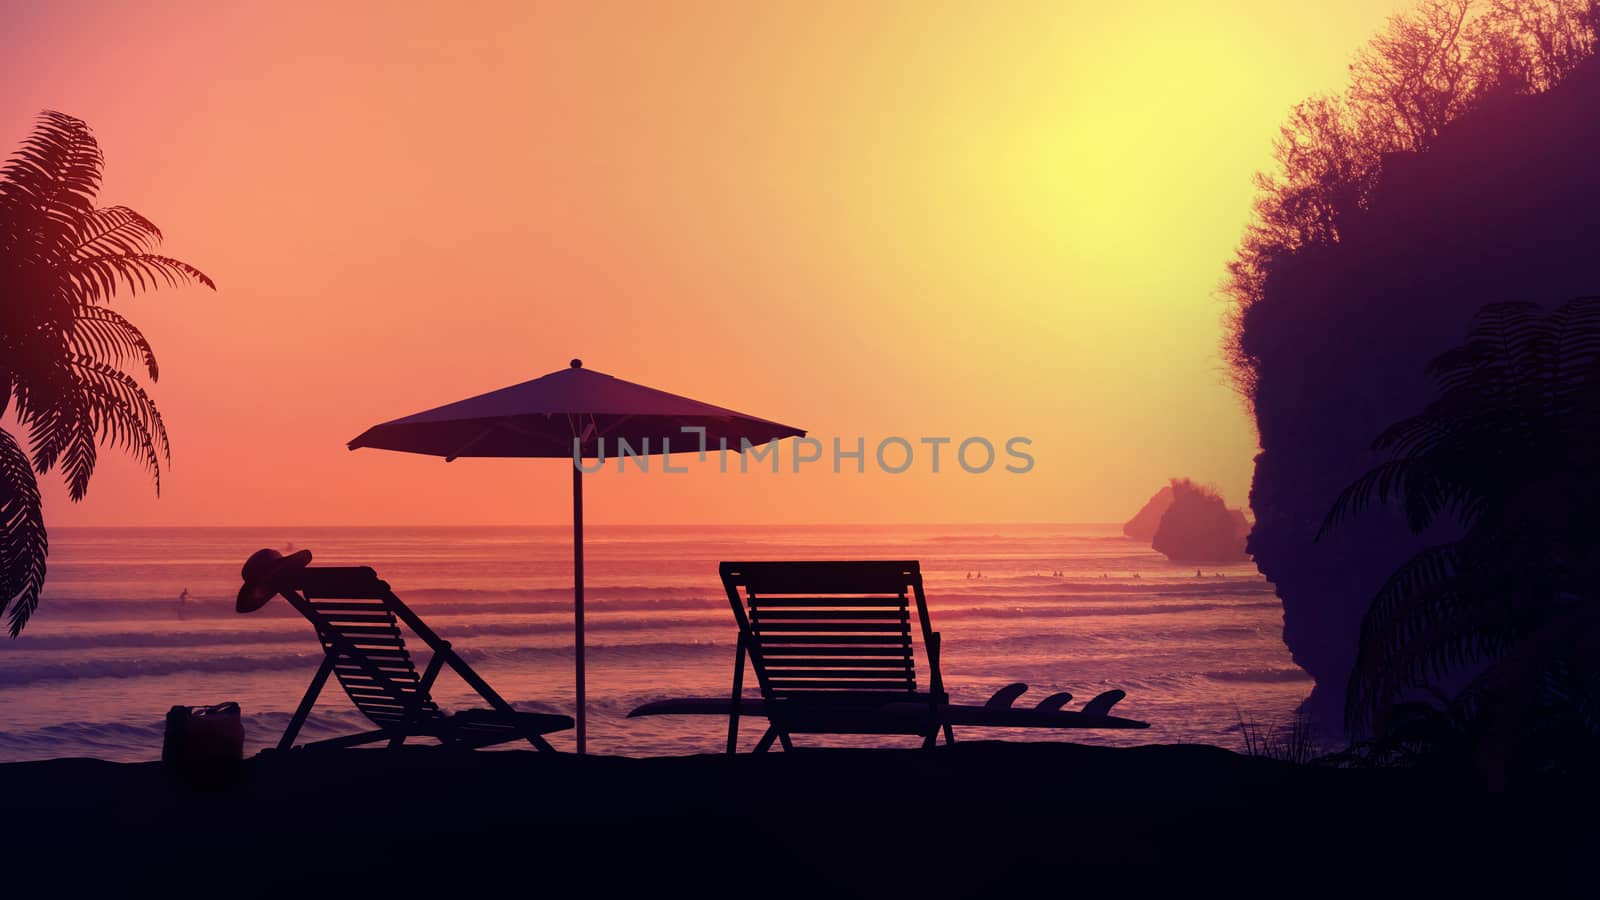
(71, 206, 164, 257)
(59, 252, 215, 306)
(1317, 458, 1472, 538)
(0, 429, 48, 637)
(0, 111, 102, 248)
(22, 389, 96, 501)
(68, 305, 159, 380)
(69, 355, 169, 494)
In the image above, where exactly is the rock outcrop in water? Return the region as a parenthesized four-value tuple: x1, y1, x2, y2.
(1148, 479, 1250, 564)
(1240, 57, 1600, 732)
(1122, 486, 1174, 541)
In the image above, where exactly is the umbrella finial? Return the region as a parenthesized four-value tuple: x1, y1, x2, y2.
(570, 358, 583, 369)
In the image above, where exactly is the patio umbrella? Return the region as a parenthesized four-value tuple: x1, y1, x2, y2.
(347, 359, 805, 753)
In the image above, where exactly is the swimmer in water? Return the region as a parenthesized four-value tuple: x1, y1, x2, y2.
(178, 587, 190, 620)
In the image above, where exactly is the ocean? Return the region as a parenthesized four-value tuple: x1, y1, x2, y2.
(0, 524, 1306, 761)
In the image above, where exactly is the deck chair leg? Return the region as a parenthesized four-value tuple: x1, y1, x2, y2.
(777, 732, 795, 752)
(755, 725, 780, 753)
(280, 656, 336, 751)
(943, 723, 956, 745)
(727, 636, 747, 755)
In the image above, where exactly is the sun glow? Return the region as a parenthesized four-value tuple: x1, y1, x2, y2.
(1, 0, 1403, 526)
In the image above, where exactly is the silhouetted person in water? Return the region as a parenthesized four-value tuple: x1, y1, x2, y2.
(177, 587, 190, 620)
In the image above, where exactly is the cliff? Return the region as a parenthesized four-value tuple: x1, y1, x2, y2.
(1239, 57, 1600, 732)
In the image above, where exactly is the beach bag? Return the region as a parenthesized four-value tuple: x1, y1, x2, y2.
(163, 702, 244, 765)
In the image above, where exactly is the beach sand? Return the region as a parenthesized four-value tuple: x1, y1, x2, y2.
(1, 741, 1588, 894)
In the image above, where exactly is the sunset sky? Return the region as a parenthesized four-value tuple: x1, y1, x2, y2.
(3, 0, 1405, 526)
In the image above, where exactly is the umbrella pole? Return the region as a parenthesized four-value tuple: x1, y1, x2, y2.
(573, 463, 586, 755)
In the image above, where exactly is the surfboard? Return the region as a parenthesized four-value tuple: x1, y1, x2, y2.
(626, 693, 1148, 729)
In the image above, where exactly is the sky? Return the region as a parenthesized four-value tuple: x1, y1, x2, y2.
(1, 0, 1406, 526)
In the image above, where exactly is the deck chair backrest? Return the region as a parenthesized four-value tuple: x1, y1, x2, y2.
(721, 561, 934, 702)
(282, 566, 441, 730)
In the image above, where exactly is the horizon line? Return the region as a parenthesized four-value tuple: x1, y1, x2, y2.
(49, 520, 1126, 530)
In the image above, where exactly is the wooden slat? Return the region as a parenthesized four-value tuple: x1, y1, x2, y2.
(313, 612, 394, 624)
(757, 644, 912, 654)
(338, 676, 419, 690)
(752, 623, 910, 633)
(766, 669, 914, 680)
(340, 681, 421, 695)
(293, 566, 387, 597)
(326, 648, 409, 661)
(316, 624, 401, 636)
(331, 659, 410, 671)
(751, 610, 908, 621)
(724, 561, 917, 594)
(325, 639, 406, 651)
(305, 600, 389, 612)
(768, 679, 914, 690)
(761, 657, 912, 668)
(343, 699, 429, 712)
(749, 597, 908, 607)
(333, 669, 417, 684)
(333, 661, 415, 675)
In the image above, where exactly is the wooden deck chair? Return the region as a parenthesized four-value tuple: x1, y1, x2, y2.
(722, 560, 955, 753)
(238, 550, 572, 752)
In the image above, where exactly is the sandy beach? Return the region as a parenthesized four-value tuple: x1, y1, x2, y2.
(2, 741, 1590, 894)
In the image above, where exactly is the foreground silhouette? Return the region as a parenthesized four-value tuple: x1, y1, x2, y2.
(237, 548, 571, 751)
(2, 742, 1592, 893)
(0, 111, 213, 636)
(1230, 5, 1600, 729)
(1320, 298, 1600, 782)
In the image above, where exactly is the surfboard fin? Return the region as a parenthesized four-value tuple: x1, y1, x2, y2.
(1034, 691, 1074, 712)
(984, 682, 1029, 709)
(1080, 689, 1127, 717)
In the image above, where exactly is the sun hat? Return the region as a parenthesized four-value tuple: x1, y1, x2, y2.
(236, 547, 313, 613)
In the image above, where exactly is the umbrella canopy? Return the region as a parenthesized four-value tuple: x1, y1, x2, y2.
(349, 359, 803, 459)
(347, 359, 804, 754)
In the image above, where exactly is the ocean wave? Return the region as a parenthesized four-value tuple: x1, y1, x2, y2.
(26, 589, 729, 621)
(0, 639, 733, 687)
(1204, 667, 1313, 684)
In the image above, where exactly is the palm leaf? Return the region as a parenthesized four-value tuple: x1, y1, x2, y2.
(0, 429, 48, 637)
(68, 305, 159, 380)
(69, 355, 169, 494)
(60, 252, 215, 305)
(71, 206, 164, 258)
(0, 111, 102, 249)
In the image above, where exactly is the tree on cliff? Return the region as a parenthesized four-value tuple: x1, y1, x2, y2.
(0, 111, 212, 635)
(1321, 298, 1600, 771)
(1225, 0, 1599, 401)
